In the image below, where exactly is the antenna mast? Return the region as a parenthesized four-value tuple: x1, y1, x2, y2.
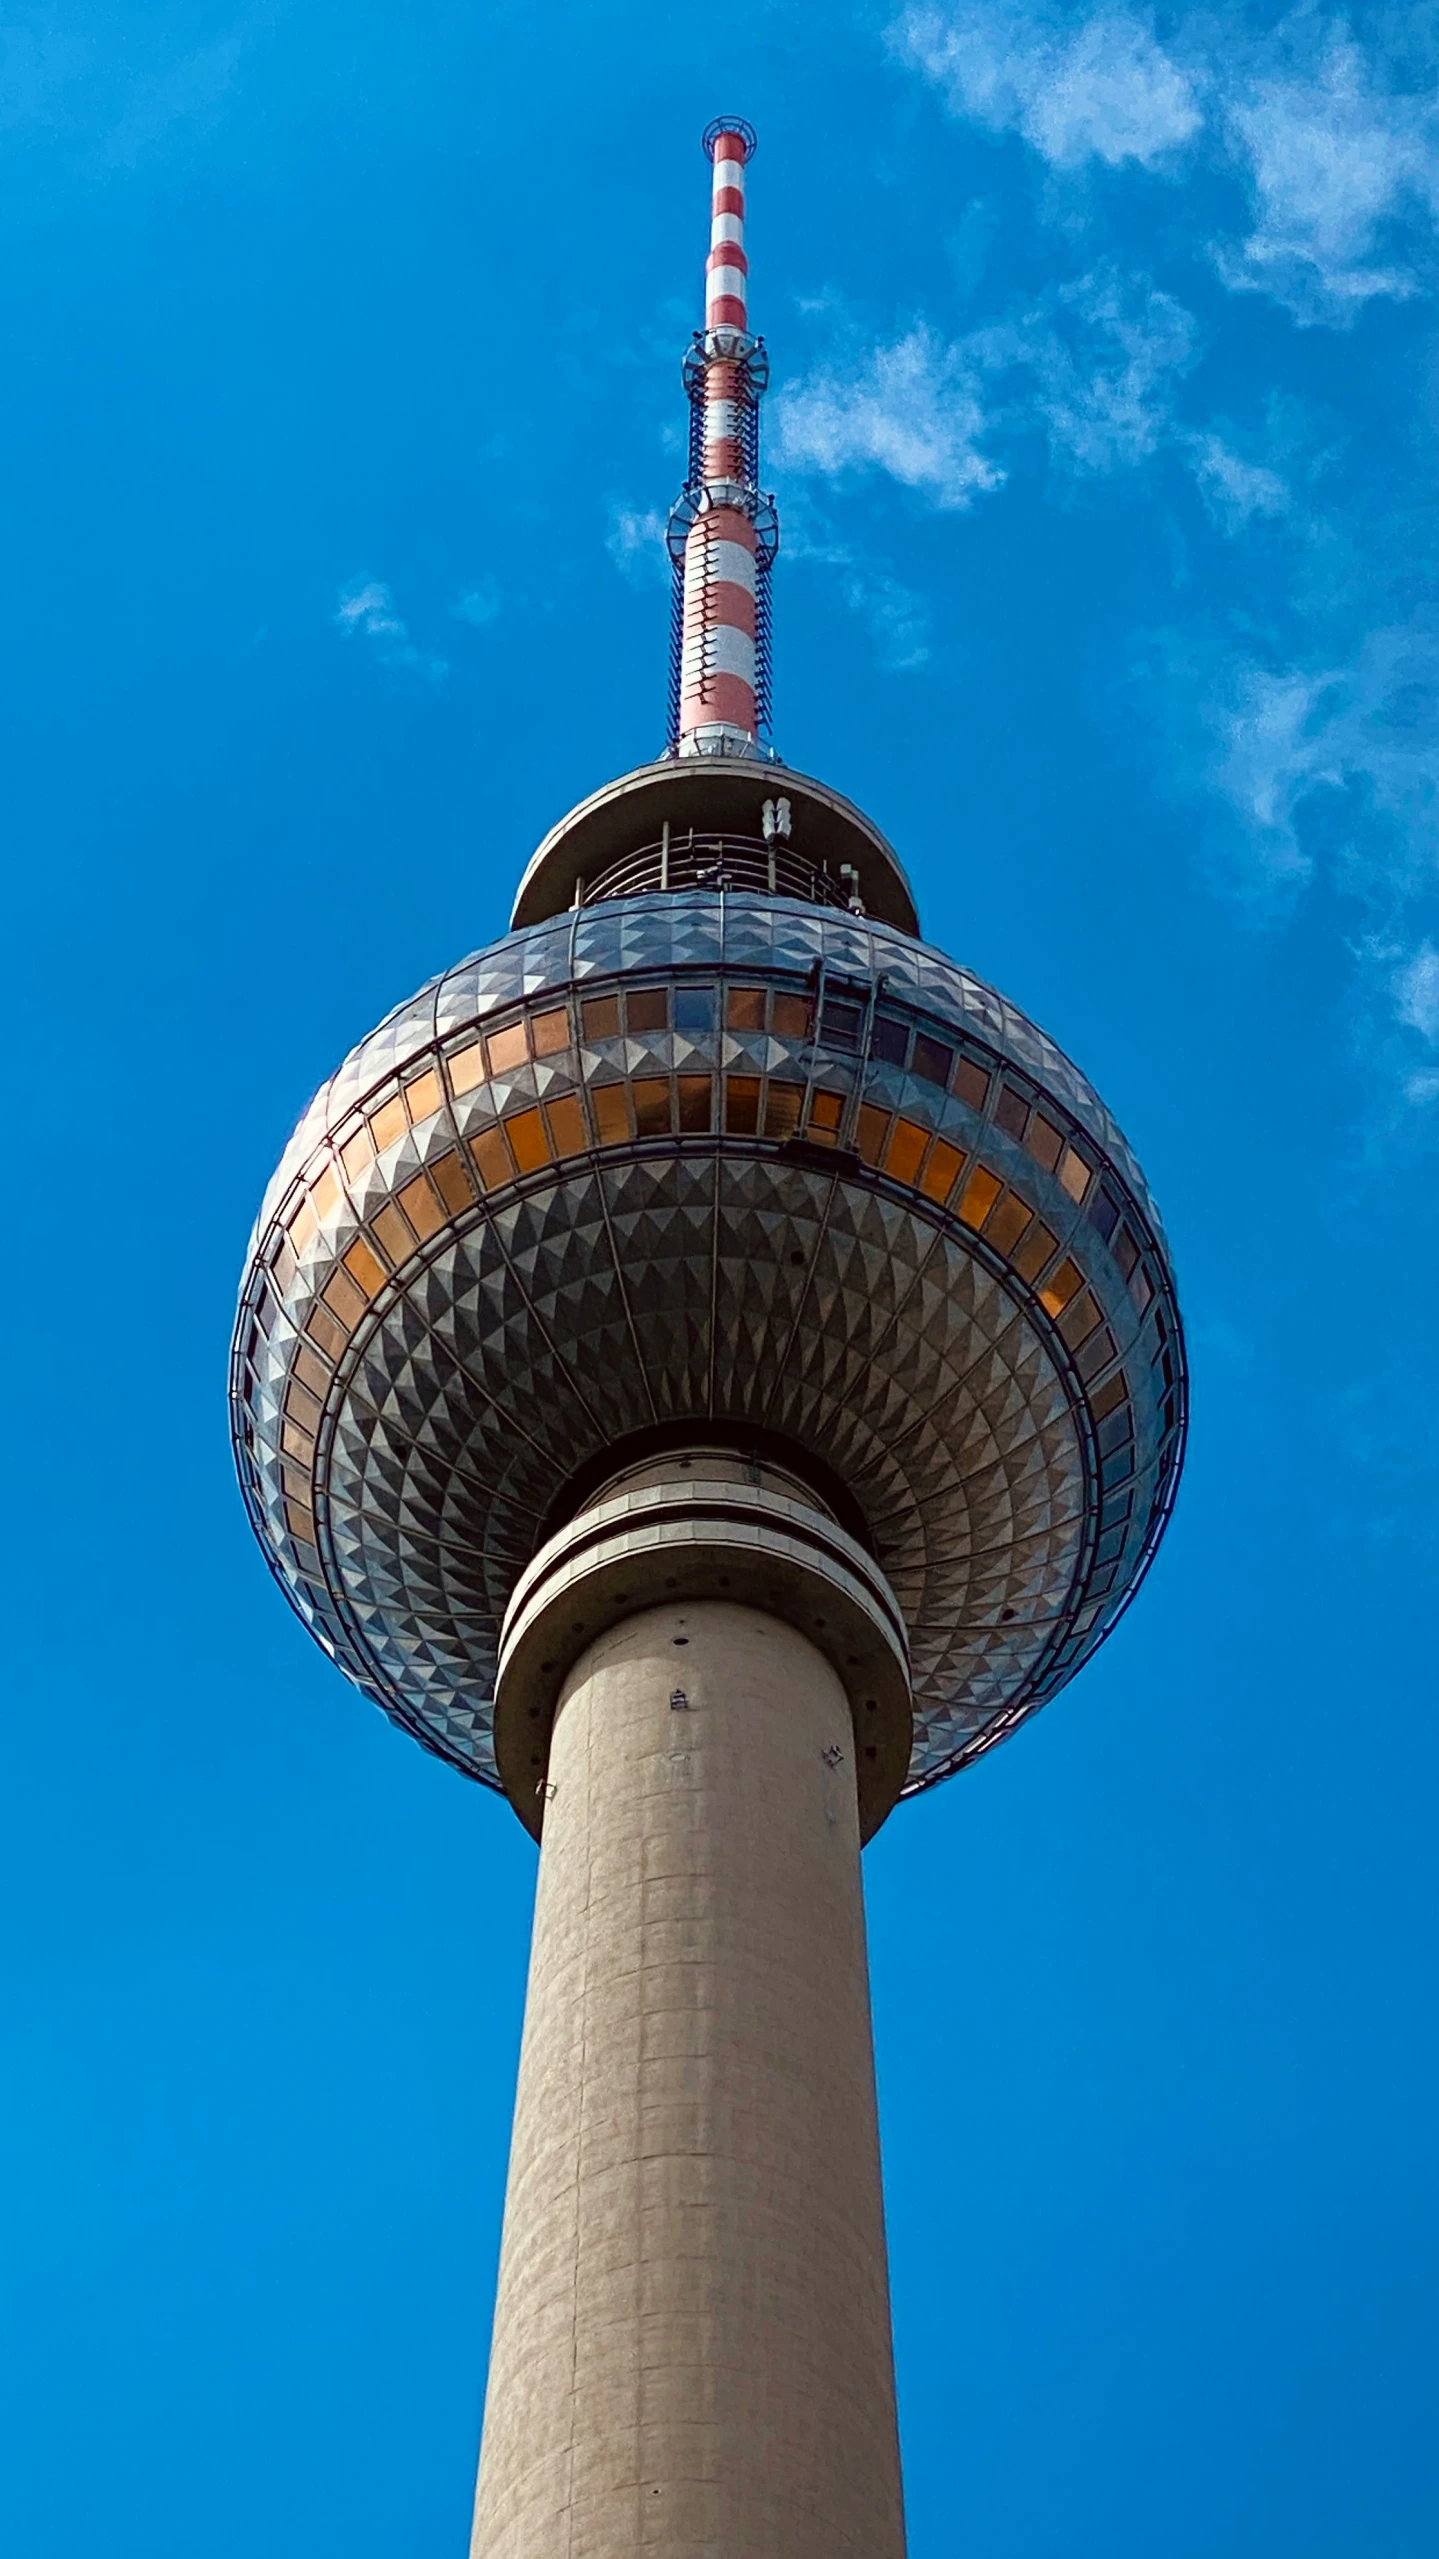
(667, 119, 778, 760)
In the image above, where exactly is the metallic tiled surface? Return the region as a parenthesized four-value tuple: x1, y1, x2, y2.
(231, 893, 1186, 1798)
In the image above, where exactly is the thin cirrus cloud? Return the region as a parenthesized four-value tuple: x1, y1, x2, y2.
(334, 579, 448, 685)
(892, 3, 1201, 171)
(774, 268, 1214, 501)
(891, 7, 1439, 326)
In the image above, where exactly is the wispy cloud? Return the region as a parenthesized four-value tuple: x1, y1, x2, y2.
(979, 264, 1198, 470)
(781, 498, 933, 671)
(775, 324, 1003, 508)
(777, 268, 1208, 505)
(1199, 622, 1439, 904)
(1185, 430, 1290, 533)
(1219, 33, 1439, 322)
(892, 5, 1201, 171)
(334, 579, 448, 685)
(1395, 939, 1439, 1041)
(451, 579, 501, 628)
(606, 503, 669, 582)
(891, 6, 1439, 325)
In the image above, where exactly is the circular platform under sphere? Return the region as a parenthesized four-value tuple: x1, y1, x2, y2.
(231, 772, 1185, 1805)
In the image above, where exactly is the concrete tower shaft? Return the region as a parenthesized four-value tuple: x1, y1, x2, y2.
(470, 1465, 908, 2555)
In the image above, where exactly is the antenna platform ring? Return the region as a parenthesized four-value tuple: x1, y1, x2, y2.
(702, 116, 757, 162)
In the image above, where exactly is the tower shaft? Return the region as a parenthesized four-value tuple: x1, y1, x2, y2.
(470, 1599, 907, 2558)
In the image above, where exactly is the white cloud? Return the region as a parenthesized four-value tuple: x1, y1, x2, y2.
(892, 7, 1439, 325)
(1219, 34, 1439, 322)
(777, 268, 1196, 509)
(982, 265, 1199, 470)
(775, 325, 1004, 509)
(893, 5, 1201, 170)
(1396, 941, 1439, 1041)
(334, 579, 448, 684)
(1186, 431, 1290, 532)
(606, 503, 670, 581)
(452, 579, 500, 627)
(781, 502, 933, 670)
(1201, 622, 1439, 900)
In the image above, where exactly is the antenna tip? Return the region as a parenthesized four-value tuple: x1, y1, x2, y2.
(702, 117, 757, 163)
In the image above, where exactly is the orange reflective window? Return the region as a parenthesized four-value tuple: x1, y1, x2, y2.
(368, 1094, 408, 1155)
(486, 1020, 527, 1074)
(271, 1237, 298, 1291)
(955, 1058, 990, 1111)
(284, 1501, 317, 1546)
(311, 1164, 342, 1222)
(505, 1108, 552, 1172)
(448, 1040, 486, 1096)
(921, 1138, 966, 1203)
(725, 1075, 760, 1134)
(284, 1375, 322, 1428)
(470, 1126, 514, 1189)
(305, 1303, 349, 1361)
(343, 1237, 387, 1298)
(398, 1171, 446, 1241)
(1059, 1288, 1100, 1348)
(280, 1420, 313, 1464)
(810, 1089, 843, 1133)
(287, 1195, 318, 1252)
(405, 1067, 443, 1126)
(280, 1462, 312, 1505)
(627, 987, 668, 1035)
(371, 1202, 416, 1265)
(678, 1075, 713, 1133)
(957, 1165, 1003, 1228)
(429, 1150, 473, 1215)
(1059, 1145, 1091, 1203)
(1092, 1370, 1129, 1421)
(726, 985, 767, 1030)
(293, 1343, 330, 1398)
(532, 1007, 570, 1057)
(883, 1118, 928, 1184)
(1039, 1257, 1083, 1316)
(763, 1080, 803, 1139)
(1013, 1221, 1058, 1281)
(986, 1190, 1032, 1256)
(1026, 1114, 1064, 1174)
(544, 1094, 587, 1157)
(324, 1267, 369, 1328)
(632, 1077, 671, 1135)
(591, 1083, 631, 1144)
(772, 993, 811, 1040)
(581, 995, 620, 1041)
(857, 1104, 890, 1166)
(340, 1127, 373, 1184)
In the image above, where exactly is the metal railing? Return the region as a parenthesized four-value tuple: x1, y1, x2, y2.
(581, 831, 854, 912)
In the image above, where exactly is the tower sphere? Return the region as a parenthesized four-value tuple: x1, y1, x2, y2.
(230, 753, 1186, 1817)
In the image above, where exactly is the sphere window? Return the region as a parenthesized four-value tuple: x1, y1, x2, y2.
(626, 987, 668, 1035)
(673, 986, 715, 1032)
(911, 1033, 953, 1087)
(726, 985, 767, 1030)
(581, 995, 621, 1042)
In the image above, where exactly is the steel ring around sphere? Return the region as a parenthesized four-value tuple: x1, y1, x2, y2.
(494, 1463, 912, 1845)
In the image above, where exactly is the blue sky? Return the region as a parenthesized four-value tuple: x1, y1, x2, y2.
(4, 5, 1438, 2553)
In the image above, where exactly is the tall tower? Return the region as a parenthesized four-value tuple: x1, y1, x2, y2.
(231, 124, 1185, 2558)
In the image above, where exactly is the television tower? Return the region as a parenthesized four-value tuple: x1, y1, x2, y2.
(232, 121, 1185, 2558)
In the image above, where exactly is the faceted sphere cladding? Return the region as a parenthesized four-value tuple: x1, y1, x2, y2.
(230, 893, 1186, 1797)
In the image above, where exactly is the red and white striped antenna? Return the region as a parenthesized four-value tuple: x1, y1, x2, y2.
(666, 119, 778, 760)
